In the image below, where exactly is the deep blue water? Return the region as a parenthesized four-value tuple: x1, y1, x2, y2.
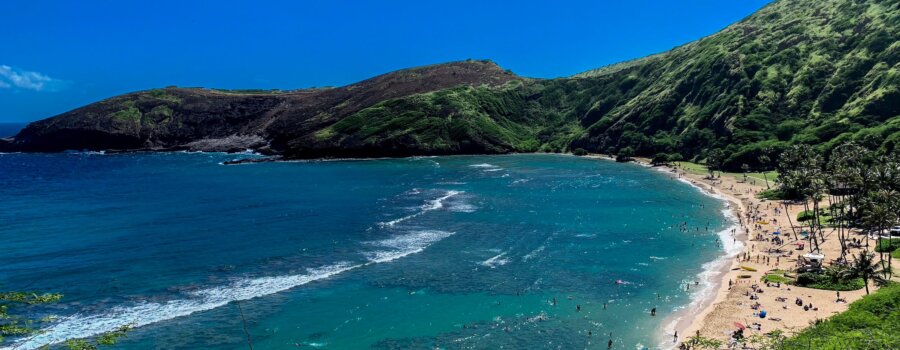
(0, 153, 733, 349)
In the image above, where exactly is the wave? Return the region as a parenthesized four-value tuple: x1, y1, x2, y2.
(522, 246, 545, 261)
(364, 230, 455, 263)
(481, 252, 509, 268)
(468, 163, 497, 168)
(10, 228, 459, 349)
(377, 190, 461, 228)
(7, 262, 359, 350)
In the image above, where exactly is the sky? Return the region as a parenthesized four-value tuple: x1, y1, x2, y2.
(0, 0, 772, 123)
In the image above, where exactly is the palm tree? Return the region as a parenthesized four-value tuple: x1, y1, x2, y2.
(758, 148, 772, 189)
(777, 145, 825, 250)
(849, 251, 888, 295)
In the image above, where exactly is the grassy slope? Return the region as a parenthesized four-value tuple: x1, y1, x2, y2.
(321, 0, 898, 165)
(6, 0, 897, 162)
(779, 283, 900, 349)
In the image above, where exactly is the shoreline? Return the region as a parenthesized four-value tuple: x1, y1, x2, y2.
(586, 155, 749, 349)
(609, 156, 873, 348)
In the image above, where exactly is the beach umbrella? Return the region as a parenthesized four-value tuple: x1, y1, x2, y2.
(733, 322, 746, 330)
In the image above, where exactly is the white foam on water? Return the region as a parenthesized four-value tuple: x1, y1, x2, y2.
(468, 163, 497, 168)
(650, 167, 745, 349)
(482, 168, 504, 172)
(10, 228, 459, 349)
(377, 190, 461, 228)
(364, 230, 455, 263)
(7, 262, 360, 350)
(481, 252, 509, 268)
(522, 245, 545, 261)
(447, 196, 477, 213)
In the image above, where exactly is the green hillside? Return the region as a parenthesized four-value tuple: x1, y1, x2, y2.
(3, 0, 898, 164)
(321, 0, 899, 167)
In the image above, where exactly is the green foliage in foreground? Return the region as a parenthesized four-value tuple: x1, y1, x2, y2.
(1, 290, 130, 349)
(778, 283, 900, 349)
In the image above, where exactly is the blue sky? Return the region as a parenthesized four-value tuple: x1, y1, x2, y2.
(1, 0, 771, 123)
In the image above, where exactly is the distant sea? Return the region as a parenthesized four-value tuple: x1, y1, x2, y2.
(0, 153, 735, 349)
(0, 122, 25, 138)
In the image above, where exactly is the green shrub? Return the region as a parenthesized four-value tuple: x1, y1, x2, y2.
(757, 188, 788, 200)
(572, 148, 588, 156)
(797, 210, 815, 222)
(875, 238, 900, 253)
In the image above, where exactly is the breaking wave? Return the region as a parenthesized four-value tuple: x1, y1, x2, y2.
(377, 190, 461, 228)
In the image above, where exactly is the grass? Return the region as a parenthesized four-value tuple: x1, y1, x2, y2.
(762, 272, 792, 284)
(780, 283, 900, 348)
(797, 209, 835, 225)
(672, 161, 777, 183)
(893, 249, 900, 259)
(876, 239, 900, 253)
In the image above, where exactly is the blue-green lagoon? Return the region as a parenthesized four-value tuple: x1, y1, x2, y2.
(0, 153, 737, 349)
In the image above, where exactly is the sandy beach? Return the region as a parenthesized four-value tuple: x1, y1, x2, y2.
(587, 154, 879, 348)
(648, 159, 874, 347)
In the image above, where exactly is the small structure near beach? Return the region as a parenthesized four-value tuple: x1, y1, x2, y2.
(798, 253, 825, 272)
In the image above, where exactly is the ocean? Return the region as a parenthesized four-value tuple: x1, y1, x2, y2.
(0, 152, 734, 349)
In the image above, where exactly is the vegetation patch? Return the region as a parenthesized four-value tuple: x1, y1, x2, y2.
(111, 106, 142, 121)
(875, 239, 900, 253)
(780, 283, 900, 349)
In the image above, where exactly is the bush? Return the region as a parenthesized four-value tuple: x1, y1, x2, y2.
(651, 153, 670, 165)
(572, 148, 588, 156)
(875, 238, 900, 253)
(794, 269, 865, 291)
(616, 146, 635, 162)
(797, 210, 815, 222)
(757, 188, 788, 200)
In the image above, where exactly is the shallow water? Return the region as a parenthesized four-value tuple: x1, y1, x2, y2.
(0, 153, 729, 349)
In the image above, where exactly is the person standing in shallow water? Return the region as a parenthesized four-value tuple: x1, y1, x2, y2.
(650, 307, 656, 316)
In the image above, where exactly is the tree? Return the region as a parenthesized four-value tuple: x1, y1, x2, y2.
(651, 153, 670, 166)
(616, 147, 635, 162)
(779, 145, 828, 248)
(571, 148, 588, 156)
(758, 149, 772, 189)
(849, 251, 888, 295)
(705, 149, 725, 179)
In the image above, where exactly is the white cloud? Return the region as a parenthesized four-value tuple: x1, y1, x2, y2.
(0, 65, 67, 91)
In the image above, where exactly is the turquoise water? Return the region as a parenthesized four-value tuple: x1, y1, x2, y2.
(0, 153, 731, 349)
